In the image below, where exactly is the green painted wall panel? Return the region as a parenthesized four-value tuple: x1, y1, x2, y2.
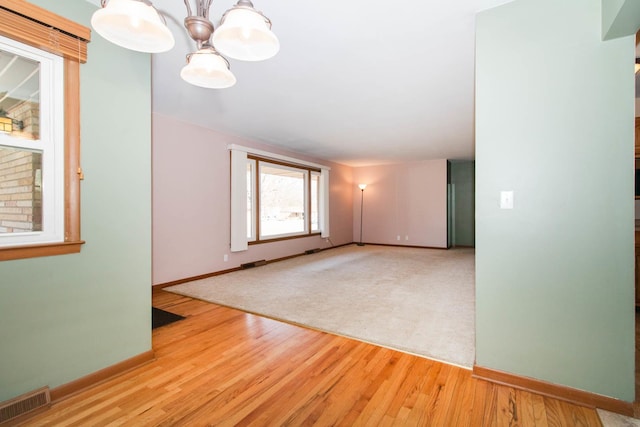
(476, 0, 636, 401)
(0, 0, 152, 401)
(450, 161, 475, 247)
(603, 0, 640, 40)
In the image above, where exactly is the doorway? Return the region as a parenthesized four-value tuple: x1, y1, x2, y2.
(448, 160, 475, 248)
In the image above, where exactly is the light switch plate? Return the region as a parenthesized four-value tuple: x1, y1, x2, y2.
(500, 191, 514, 209)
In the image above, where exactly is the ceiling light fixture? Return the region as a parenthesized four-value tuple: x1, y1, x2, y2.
(213, 0, 279, 62)
(180, 44, 236, 89)
(91, 0, 175, 53)
(91, 0, 279, 88)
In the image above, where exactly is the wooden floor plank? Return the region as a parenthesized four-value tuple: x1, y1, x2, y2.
(530, 393, 550, 427)
(19, 290, 609, 426)
(494, 386, 518, 427)
(481, 378, 500, 427)
(416, 359, 453, 423)
(450, 368, 476, 426)
(431, 364, 465, 426)
(543, 396, 567, 427)
(469, 374, 491, 425)
(557, 399, 602, 427)
(516, 390, 538, 427)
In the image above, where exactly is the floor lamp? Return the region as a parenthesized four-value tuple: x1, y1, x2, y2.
(357, 184, 367, 246)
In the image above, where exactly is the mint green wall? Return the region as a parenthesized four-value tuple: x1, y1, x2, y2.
(450, 160, 475, 247)
(603, 0, 640, 40)
(476, 0, 636, 401)
(0, 1, 152, 401)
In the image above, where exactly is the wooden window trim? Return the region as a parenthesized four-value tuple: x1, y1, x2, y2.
(0, 0, 90, 61)
(0, 1, 89, 261)
(248, 232, 322, 246)
(248, 155, 320, 244)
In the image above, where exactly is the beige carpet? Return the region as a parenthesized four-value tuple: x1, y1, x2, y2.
(166, 244, 475, 368)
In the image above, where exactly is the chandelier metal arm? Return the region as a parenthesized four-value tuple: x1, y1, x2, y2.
(183, 0, 193, 17)
(183, 0, 218, 48)
(204, 0, 214, 19)
(183, 0, 214, 19)
(196, 1, 204, 17)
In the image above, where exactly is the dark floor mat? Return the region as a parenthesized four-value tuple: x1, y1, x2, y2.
(152, 307, 185, 329)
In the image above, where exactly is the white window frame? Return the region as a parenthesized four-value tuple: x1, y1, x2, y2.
(0, 35, 64, 248)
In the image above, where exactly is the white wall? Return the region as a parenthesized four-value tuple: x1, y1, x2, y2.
(152, 113, 353, 285)
(352, 160, 448, 248)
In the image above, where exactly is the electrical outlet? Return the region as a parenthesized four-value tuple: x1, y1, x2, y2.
(223, 254, 228, 262)
(405, 235, 409, 241)
(397, 235, 400, 241)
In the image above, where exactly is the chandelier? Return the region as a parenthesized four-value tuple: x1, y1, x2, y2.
(91, 0, 279, 89)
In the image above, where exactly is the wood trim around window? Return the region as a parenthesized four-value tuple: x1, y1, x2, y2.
(0, 1, 89, 261)
(248, 232, 322, 246)
(0, 0, 90, 62)
(65, 59, 82, 244)
(0, 241, 84, 261)
(248, 155, 321, 245)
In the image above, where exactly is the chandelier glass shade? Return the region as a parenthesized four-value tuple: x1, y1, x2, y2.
(213, 5, 279, 61)
(91, 0, 278, 88)
(91, 0, 175, 53)
(180, 46, 237, 89)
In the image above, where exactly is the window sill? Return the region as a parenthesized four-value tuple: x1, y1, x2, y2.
(0, 240, 85, 261)
(249, 232, 322, 245)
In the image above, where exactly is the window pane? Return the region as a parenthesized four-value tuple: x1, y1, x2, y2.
(311, 173, 319, 231)
(0, 146, 42, 233)
(0, 50, 40, 141)
(260, 164, 305, 237)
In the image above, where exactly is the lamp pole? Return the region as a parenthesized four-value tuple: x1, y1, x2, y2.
(358, 184, 366, 246)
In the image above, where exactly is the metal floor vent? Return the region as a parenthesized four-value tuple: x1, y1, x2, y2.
(241, 259, 267, 269)
(305, 248, 321, 255)
(0, 386, 50, 425)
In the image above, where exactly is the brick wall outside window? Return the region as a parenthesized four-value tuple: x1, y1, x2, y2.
(0, 148, 42, 233)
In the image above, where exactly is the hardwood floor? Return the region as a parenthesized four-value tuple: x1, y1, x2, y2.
(22, 289, 604, 426)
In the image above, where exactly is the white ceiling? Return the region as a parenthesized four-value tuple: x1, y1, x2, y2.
(94, 0, 514, 166)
